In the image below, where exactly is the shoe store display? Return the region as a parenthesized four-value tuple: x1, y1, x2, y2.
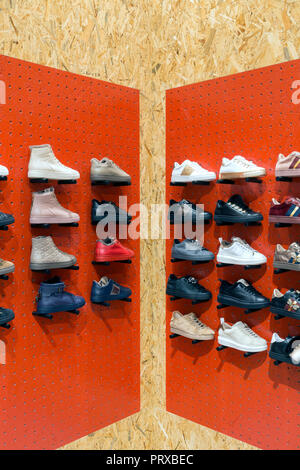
(273, 244, 300, 272)
(0, 307, 15, 328)
(217, 318, 267, 353)
(30, 187, 79, 225)
(0, 259, 14, 275)
(271, 289, 300, 319)
(217, 237, 267, 266)
(275, 151, 300, 178)
(34, 277, 85, 316)
(269, 197, 300, 225)
(28, 144, 80, 181)
(90, 158, 131, 184)
(94, 237, 134, 262)
(218, 155, 266, 180)
(269, 333, 300, 366)
(0, 211, 14, 228)
(171, 239, 214, 262)
(166, 274, 212, 302)
(170, 311, 214, 340)
(218, 279, 270, 310)
(30, 236, 77, 271)
(91, 199, 132, 225)
(214, 194, 263, 225)
(91, 276, 132, 305)
(168, 199, 212, 224)
(171, 160, 216, 183)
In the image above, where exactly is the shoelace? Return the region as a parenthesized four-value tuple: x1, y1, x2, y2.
(239, 282, 259, 295)
(239, 323, 259, 338)
(188, 239, 204, 248)
(234, 157, 255, 168)
(188, 314, 207, 329)
(235, 240, 255, 254)
(227, 202, 247, 214)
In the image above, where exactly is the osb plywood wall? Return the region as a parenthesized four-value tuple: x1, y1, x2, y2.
(1, 0, 299, 450)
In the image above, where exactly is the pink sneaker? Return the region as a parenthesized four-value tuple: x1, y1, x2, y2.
(275, 151, 300, 177)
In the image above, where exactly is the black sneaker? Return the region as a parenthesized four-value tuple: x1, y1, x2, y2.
(91, 199, 132, 225)
(168, 199, 212, 224)
(166, 274, 211, 301)
(217, 278, 270, 309)
(270, 288, 300, 319)
(214, 194, 263, 225)
(0, 307, 15, 326)
(269, 333, 300, 366)
(0, 212, 14, 227)
(171, 239, 214, 261)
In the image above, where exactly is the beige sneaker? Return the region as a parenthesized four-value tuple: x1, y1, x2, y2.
(90, 158, 131, 183)
(0, 259, 14, 275)
(170, 311, 214, 340)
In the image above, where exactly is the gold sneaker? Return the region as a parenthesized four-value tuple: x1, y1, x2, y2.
(0, 258, 14, 275)
(170, 311, 214, 340)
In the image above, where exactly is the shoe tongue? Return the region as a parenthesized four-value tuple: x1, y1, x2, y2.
(237, 279, 249, 287)
(228, 194, 243, 205)
(98, 276, 109, 286)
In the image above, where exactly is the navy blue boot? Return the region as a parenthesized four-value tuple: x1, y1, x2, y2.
(0, 307, 15, 328)
(91, 276, 131, 306)
(34, 276, 85, 319)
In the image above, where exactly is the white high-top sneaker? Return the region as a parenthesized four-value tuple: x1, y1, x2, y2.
(171, 160, 216, 183)
(218, 318, 267, 352)
(216, 237, 267, 265)
(219, 155, 266, 179)
(28, 144, 80, 180)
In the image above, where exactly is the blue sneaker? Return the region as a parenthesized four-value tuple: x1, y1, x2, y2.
(91, 276, 131, 306)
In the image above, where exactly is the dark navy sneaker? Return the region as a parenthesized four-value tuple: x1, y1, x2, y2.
(91, 199, 132, 225)
(218, 279, 270, 309)
(166, 274, 211, 301)
(214, 194, 263, 225)
(168, 199, 212, 224)
(269, 333, 300, 366)
(171, 239, 214, 261)
(35, 277, 85, 314)
(91, 276, 131, 304)
(0, 212, 14, 227)
(0, 307, 15, 326)
(270, 288, 300, 319)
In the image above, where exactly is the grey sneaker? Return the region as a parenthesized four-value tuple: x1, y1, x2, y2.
(273, 244, 300, 271)
(30, 236, 77, 270)
(90, 158, 131, 183)
(171, 239, 214, 261)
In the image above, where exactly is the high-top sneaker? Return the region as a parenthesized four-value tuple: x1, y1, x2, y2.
(35, 277, 85, 314)
(30, 187, 80, 224)
(91, 276, 132, 303)
(28, 144, 80, 180)
(30, 236, 77, 270)
(94, 238, 134, 262)
(90, 158, 131, 183)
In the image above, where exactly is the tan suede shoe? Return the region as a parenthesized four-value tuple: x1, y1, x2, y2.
(0, 258, 14, 275)
(170, 311, 214, 340)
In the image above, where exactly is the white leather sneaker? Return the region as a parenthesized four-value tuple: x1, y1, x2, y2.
(171, 160, 216, 182)
(218, 318, 267, 352)
(219, 155, 266, 179)
(28, 144, 80, 180)
(216, 236, 267, 265)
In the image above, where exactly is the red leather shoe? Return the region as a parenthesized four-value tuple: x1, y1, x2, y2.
(94, 238, 134, 261)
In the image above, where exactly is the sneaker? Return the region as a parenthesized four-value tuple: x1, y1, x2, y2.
(94, 237, 134, 262)
(30, 236, 77, 270)
(0, 307, 15, 326)
(0, 259, 14, 275)
(0, 163, 8, 177)
(269, 333, 300, 365)
(218, 279, 270, 309)
(214, 194, 263, 224)
(217, 237, 267, 266)
(28, 144, 80, 180)
(273, 244, 300, 271)
(90, 158, 131, 184)
(218, 318, 267, 352)
(269, 197, 300, 224)
(91, 276, 131, 304)
(171, 239, 214, 262)
(275, 151, 300, 178)
(289, 242, 300, 253)
(91, 199, 132, 225)
(171, 160, 216, 183)
(219, 155, 266, 179)
(271, 289, 300, 319)
(30, 187, 79, 224)
(166, 274, 211, 302)
(0, 211, 14, 227)
(170, 311, 214, 340)
(168, 199, 212, 224)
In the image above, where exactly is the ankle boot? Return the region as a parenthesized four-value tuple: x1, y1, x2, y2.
(30, 187, 80, 224)
(30, 236, 77, 270)
(28, 144, 80, 180)
(36, 276, 85, 314)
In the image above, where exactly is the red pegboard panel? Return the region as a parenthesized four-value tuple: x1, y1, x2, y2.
(166, 60, 300, 450)
(0, 55, 140, 449)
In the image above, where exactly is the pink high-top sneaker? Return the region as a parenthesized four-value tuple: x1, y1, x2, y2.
(30, 187, 79, 224)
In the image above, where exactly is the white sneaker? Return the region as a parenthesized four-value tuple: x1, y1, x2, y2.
(216, 237, 267, 265)
(290, 340, 300, 365)
(171, 160, 216, 183)
(218, 318, 267, 352)
(0, 164, 8, 177)
(28, 144, 80, 180)
(219, 155, 266, 179)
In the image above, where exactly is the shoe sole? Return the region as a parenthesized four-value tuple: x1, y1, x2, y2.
(94, 254, 134, 262)
(217, 294, 270, 309)
(92, 216, 132, 225)
(0, 311, 15, 324)
(218, 336, 267, 352)
(269, 351, 296, 365)
(0, 265, 14, 275)
(214, 214, 263, 224)
(275, 169, 300, 177)
(91, 175, 131, 183)
(269, 215, 300, 224)
(28, 170, 79, 180)
(270, 305, 300, 320)
(171, 253, 214, 261)
(171, 175, 216, 183)
(219, 170, 266, 179)
(30, 216, 80, 224)
(91, 295, 131, 303)
(166, 288, 211, 301)
(168, 214, 212, 224)
(36, 299, 86, 314)
(30, 261, 76, 270)
(170, 327, 214, 341)
(273, 261, 300, 271)
(217, 255, 265, 266)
